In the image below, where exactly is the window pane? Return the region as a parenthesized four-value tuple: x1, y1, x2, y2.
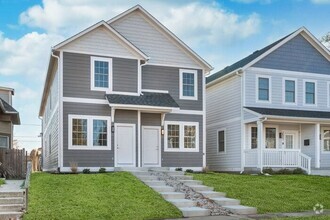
(259, 89, 269, 101)
(259, 78, 269, 89)
(306, 82, 315, 93)
(258, 78, 269, 101)
(265, 128, 276, 149)
(324, 130, 330, 151)
(305, 82, 315, 104)
(251, 127, 258, 149)
(306, 93, 315, 104)
(93, 120, 107, 146)
(168, 124, 180, 148)
(72, 119, 87, 146)
(94, 60, 109, 88)
(184, 125, 196, 149)
(218, 130, 225, 152)
(0, 136, 8, 148)
(182, 72, 195, 97)
(285, 80, 295, 103)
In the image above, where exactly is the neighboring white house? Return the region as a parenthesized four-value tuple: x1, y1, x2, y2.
(206, 27, 330, 175)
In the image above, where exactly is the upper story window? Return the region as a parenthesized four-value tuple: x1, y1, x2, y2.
(304, 80, 316, 105)
(0, 136, 9, 148)
(91, 56, 112, 92)
(284, 78, 297, 104)
(179, 69, 198, 100)
(257, 76, 271, 102)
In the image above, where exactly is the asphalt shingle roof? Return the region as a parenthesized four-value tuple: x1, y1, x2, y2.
(245, 107, 330, 119)
(0, 98, 20, 124)
(106, 92, 179, 108)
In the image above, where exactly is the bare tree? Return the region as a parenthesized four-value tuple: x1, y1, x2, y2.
(321, 32, 330, 49)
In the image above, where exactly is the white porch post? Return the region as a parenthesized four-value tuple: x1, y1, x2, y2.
(257, 120, 264, 170)
(315, 123, 321, 168)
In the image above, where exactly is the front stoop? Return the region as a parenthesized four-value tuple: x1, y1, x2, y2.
(0, 191, 24, 220)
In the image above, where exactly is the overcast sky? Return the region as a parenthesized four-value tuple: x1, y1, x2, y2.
(0, 0, 329, 152)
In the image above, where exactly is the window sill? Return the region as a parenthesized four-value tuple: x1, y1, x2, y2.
(179, 96, 198, 101)
(164, 148, 199, 152)
(68, 146, 112, 150)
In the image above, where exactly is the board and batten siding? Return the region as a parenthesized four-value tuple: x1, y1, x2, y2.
(63, 52, 138, 99)
(206, 76, 242, 171)
(142, 65, 203, 111)
(111, 11, 200, 68)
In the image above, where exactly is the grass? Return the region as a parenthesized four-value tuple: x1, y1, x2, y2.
(24, 172, 182, 220)
(190, 172, 330, 214)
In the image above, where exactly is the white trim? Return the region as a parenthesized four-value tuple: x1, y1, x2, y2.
(171, 109, 203, 115)
(315, 123, 321, 168)
(321, 127, 330, 154)
(164, 121, 199, 152)
(202, 69, 206, 168)
(256, 75, 272, 103)
(141, 126, 161, 167)
(137, 111, 141, 167)
(248, 67, 330, 79)
(327, 82, 330, 108)
(90, 56, 113, 92)
(109, 103, 178, 112)
(281, 130, 299, 150)
(68, 114, 111, 150)
(144, 62, 202, 70)
(59, 49, 139, 61)
(0, 135, 9, 148)
(108, 91, 140, 96)
(114, 123, 136, 167)
(303, 79, 317, 106)
(59, 50, 64, 169)
(247, 124, 258, 150)
(138, 60, 142, 94)
(282, 77, 298, 105)
(217, 128, 226, 154)
(141, 89, 168, 93)
(168, 167, 203, 172)
(264, 125, 279, 149)
(63, 97, 108, 104)
(179, 69, 198, 100)
(60, 167, 115, 172)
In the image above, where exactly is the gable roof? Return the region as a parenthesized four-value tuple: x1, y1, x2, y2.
(108, 5, 213, 72)
(0, 98, 20, 124)
(207, 27, 330, 86)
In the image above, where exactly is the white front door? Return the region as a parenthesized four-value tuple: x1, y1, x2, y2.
(142, 126, 161, 167)
(115, 123, 136, 167)
(283, 131, 298, 149)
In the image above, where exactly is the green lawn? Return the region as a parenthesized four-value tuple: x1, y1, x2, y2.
(191, 173, 330, 214)
(24, 172, 182, 220)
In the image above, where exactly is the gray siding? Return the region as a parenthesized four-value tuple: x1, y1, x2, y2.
(141, 113, 161, 126)
(253, 34, 330, 75)
(243, 110, 258, 121)
(162, 114, 203, 167)
(63, 52, 138, 99)
(142, 65, 203, 111)
(0, 122, 11, 134)
(63, 102, 113, 167)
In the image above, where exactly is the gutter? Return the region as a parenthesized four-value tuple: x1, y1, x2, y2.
(206, 68, 244, 88)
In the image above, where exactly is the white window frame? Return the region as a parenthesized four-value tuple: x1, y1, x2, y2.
(303, 79, 317, 106)
(264, 125, 279, 149)
(90, 56, 113, 92)
(256, 75, 272, 103)
(68, 114, 111, 150)
(247, 125, 258, 150)
(179, 69, 198, 100)
(282, 77, 297, 105)
(217, 128, 226, 154)
(0, 135, 9, 148)
(164, 121, 199, 152)
(321, 127, 330, 154)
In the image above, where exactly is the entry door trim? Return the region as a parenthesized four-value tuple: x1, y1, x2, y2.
(142, 126, 161, 167)
(115, 123, 136, 167)
(282, 130, 299, 150)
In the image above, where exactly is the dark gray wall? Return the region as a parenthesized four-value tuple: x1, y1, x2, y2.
(142, 65, 203, 111)
(253, 35, 330, 74)
(63, 52, 138, 99)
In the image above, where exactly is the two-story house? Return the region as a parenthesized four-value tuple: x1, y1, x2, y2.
(0, 86, 20, 149)
(206, 27, 330, 175)
(39, 5, 212, 172)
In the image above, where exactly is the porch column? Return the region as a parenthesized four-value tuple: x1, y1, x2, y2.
(315, 123, 321, 168)
(257, 120, 264, 170)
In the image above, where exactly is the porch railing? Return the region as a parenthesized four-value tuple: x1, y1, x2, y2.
(244, 149, 311, 174)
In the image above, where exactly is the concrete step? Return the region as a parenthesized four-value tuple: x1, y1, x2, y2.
(115, 167, 149, 172)
(0, 192, 24, 198)
(180, 180, 203, 185)
(0, 204, 23, 212)
(159, 171, 185, 175)
(167, 199, 197, 208)
(148, 167, 170, 171)
(197, 191, 226, 198)
(160, 192, 185, 200)
(189, 185, 214, 191)
(132, 173, 151, 177)
(151, 186, 175, 192)
(137, 176, 159, 181)
(0, 211, 22, 220)
(179, 207, 210, 217)
(169, 175, 193, 180)
(0, 197, 24, 205)
(222, 205, 257, 215)
(213, 197, 240, 206)
(144, 180, 166, 186)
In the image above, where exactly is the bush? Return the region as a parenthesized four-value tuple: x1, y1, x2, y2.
(99, 168, 106, 173)
(185, 169, 194, 173)
(175, 168, 182, 171)
(83, 169, 91, 174)
(293, 168, 305, 175)
(69, 162, 78, 174)
(263, 167, 275, 175)
(276, 169, 292, 175)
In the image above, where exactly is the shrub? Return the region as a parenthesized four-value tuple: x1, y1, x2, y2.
(185, 169, 194, 173)
(99, 168, 106, 173)
(83, 169, 91, 174)
(69, 162, 78, 174)
(293, 168, 305, 175)
(175, 168, 182, 171)
(277, 169, 292, 175)
(263, 167, 274, 175)
(202, 166, 210, 173)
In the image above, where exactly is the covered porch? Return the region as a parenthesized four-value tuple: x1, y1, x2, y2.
(243, 107, 330, 174)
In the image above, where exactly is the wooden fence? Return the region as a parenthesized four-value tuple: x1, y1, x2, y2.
(0, 148, 27, 179)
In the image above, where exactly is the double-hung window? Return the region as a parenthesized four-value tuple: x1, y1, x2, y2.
(257, 76, 270, 102)
(0, 136, 9, 148)
(91, 56, 112, 91)
(304, 80, 316, 105)
(69, 115, 111, 150)
(217, 129, 225, 153)
(165, 121, 199, 152)
(284, 79, 296, 104)
(180, 69, 198, 100)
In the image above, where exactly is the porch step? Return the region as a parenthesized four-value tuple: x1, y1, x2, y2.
(0, 211, 22, 219)
(188, 185, 214, 191)
(197, 191, 226, 198)
(0, 192, 24, 198)
(148, 167, 170, 171)
(115, 167, 149, 172)
(132, 172, 151, 177)
(144, 180, 166, 186)
(0, 204, 23, 212)
(138, 176, 159, 181)
(213, 197, 240, 206)
(180, 180, 203, 185)
(222, 205, 257, 215)
(0, 198, 23, 205)
(169, 175, 193, 180)
(151, 186, 175, 192)
(179, 207, 210, 217)
(160, 192, 185, 200)
(167, 199, 197, 208)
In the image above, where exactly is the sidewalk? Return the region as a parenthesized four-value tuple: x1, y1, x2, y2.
(0, 180, 24, 192)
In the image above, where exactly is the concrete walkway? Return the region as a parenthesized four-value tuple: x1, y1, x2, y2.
(0, 180, 24, 192)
